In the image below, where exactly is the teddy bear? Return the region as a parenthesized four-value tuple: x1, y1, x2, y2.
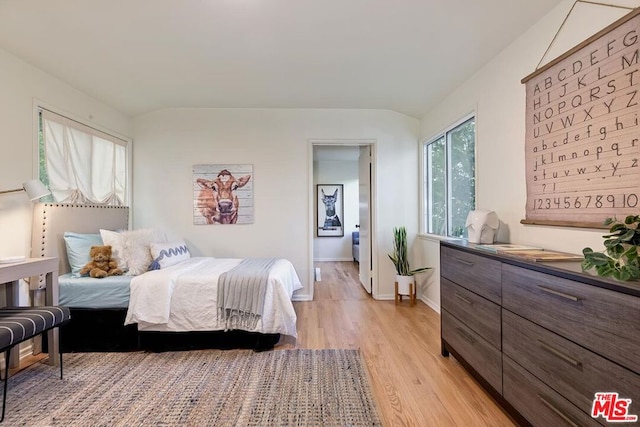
(80, 245, 124, 278)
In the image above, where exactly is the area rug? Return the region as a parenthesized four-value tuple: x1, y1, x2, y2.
(4, 349, 382, 426)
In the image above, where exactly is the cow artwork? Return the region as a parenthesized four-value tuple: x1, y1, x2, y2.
(194, 165, 253, 225)
(317, 184, 344, 237)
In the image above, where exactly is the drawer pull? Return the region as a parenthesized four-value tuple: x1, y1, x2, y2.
(538, 341, 582, 368)
(538, 395, 579, 427)
(455, 257, 474, 266)
(537, 286, 580, 302)
(456, 327, 476, 344)
(454, 293, 473, 305)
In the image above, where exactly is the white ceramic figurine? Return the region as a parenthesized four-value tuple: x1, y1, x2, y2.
(465, 209, 499, 243)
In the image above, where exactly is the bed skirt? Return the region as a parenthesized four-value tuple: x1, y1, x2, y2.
(58, 308, 139, 352)
(47, 308, 280, 353)
(139, 330, 281, 352)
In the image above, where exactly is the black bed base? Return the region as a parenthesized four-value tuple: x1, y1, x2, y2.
(139, 330, 280, 352)
(47, 308, 280, 353)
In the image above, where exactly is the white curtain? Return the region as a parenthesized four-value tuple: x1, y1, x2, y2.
(42, 110, 127, 205)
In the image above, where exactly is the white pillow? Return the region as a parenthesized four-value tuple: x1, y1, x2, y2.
(149, 240, 190, 270)
(99, 229, 128, 272)
(101, 228, 167, 276)
(123, 228, 168, 275)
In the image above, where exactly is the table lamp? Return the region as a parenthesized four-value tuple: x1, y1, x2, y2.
(0, 179, 51, 201)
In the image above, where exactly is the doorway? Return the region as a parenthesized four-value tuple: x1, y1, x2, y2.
(309, 140, 376, 299)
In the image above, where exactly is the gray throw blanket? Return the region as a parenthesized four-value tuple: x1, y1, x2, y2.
(217, 258, 278, 330)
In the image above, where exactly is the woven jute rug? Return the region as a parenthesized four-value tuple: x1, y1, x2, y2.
(4, 349, 382, 426)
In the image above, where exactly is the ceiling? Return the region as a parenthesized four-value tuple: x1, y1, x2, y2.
(0, 0, 565, 118)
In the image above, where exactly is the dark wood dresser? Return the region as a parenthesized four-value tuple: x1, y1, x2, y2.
(440, 240, 640, 427)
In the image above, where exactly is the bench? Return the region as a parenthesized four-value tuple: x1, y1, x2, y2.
(0, 306, 70, 422)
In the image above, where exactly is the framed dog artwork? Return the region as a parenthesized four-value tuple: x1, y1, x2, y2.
(317, 184, 344, 237)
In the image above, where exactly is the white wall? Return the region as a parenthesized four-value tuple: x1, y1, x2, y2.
(133, 108, 419, 300)
(0, 47, 132, 303)
(418, 0, 639, 310)
(313, 160, 358, 261)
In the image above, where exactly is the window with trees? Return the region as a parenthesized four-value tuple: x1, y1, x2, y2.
(423, 116, 476, 237)
(38, 108, 129, 206)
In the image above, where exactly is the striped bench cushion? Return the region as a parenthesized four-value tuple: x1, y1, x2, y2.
(0, 307, 71, 350)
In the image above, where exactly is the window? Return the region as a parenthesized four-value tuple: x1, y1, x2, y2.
(423, 116, 475, 237)
(38, 108, 129, 205)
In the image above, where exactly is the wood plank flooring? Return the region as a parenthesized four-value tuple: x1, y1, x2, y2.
(284, 261, 516, 427)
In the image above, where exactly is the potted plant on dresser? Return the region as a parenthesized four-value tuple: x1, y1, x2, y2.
(388, 226, 431, 301)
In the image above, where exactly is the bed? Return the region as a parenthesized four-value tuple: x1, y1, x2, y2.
(31, 203, 302, 352)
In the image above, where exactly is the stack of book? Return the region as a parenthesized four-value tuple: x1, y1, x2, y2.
(474, 244, 583, 262)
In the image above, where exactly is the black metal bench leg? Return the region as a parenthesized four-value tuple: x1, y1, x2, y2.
(59, 328, 63, 380)
(1, 349, 11, 422)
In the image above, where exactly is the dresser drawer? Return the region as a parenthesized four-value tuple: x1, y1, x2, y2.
(502, 264, 640, 374)
(441, 309, 502, 393)
(441, 278, 501, 349)
(503, 356, 601, 427)
(440, 246, 501, 304)
(503, 310, 640, 416)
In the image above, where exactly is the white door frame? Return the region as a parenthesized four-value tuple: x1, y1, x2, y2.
(308, 139, 377, 299)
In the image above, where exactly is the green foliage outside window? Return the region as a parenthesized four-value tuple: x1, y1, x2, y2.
(425, 117, 475, 237)
(38, 112, 54, 203)
(426, 137, 446, 235)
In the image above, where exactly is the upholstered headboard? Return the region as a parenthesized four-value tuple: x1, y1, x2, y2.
(31, 203, 129, 276)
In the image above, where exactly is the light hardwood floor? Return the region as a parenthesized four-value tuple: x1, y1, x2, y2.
(285, 261, 516, 427)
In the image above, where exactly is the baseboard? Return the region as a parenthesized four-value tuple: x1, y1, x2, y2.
(0, 342, 36, 368)
(420, 296, 440, 314)
(20, 343, 34, 360)
(313, 258, 354, 262)
(292, 293, 313, 301)
(374, 294, 394, 300)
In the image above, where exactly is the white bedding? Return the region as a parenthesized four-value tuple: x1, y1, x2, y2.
(124, 257, 302, 338)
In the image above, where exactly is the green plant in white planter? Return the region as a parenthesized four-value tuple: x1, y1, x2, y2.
(388, 226, 431, 294)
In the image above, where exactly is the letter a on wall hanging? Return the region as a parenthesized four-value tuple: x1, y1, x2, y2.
(193, 164, 254, 225)
(521, 6, 640, 228)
